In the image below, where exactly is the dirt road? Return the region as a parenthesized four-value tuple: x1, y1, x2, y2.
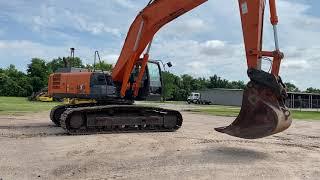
(0, 109, 319, 180)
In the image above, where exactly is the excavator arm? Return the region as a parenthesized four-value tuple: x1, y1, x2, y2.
(112, 0, 292, 139)
(239, 0, 283, 75)
(216, 0, 292, 138)
(111, 0, 207, 97)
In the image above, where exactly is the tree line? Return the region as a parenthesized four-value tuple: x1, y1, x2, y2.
(162, 73, 320, 101)
(0, 57, 319, 99)
(162, 72, 247, 101)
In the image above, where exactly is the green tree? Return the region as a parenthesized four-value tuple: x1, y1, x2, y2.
(0, 73, 23, 96)
(180, 74, 193, 94)
(85, 61, 113, 72)
(229, 80, 246, 89)
(27, 58, 49, 93)
(306, 87, 320, 94)
(285, 82, 300, 92)
(95, 61, 113, 71)
(195, 78, 208, 90)
(173, 88, 188, 101)
(0, 65, 32, 96)
(207, 75, 231, 89)
(47, 57, 84, 73)
(162, 71, 181, 100)
(161, 72, 247, 101)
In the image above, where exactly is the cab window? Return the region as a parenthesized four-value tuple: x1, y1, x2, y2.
(148, 63, 161, 87)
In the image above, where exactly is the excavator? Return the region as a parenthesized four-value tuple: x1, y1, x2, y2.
(48, 0, 292, 139)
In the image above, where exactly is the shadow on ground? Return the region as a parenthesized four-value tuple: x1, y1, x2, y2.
(201, 147, 268, 164)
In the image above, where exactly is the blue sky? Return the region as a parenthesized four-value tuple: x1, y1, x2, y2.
(0, 0, 319, 89)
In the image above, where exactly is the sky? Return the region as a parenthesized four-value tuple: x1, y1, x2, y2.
(0, 0, 319, 90)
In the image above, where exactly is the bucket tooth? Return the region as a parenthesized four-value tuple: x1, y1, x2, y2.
(215, 81, 292, 139)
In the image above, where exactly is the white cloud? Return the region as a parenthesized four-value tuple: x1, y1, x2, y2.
(1, 2, 122, 37)
(151, 39, 247, 81)
(160, 18, 210, 38)
(282, 60, 310, 69)
(185, 61, 211, 77)
(0, 40, 57, 58)
(0, 40, 96, 70)
(102, 54, 119, 64)
(63, 10, 121, 37)
(201, 40, 227, 56)
(112, 0, 137, 9)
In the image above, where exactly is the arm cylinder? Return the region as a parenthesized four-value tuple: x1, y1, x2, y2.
(273, 25, 280, 50)
(270, 0, 280, 50)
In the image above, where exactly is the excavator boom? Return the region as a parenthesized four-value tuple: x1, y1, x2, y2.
(111, 0, 207, 97)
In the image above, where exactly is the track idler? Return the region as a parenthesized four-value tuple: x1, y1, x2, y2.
(215, 69, 292, 139)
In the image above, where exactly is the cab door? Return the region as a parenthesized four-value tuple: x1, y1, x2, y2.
(146, 61, 163, 101)
(134, 60, 163, 101)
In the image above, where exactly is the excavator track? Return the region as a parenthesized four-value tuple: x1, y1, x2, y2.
(50, 99, 133, 127)
(59, 105, 183, 135)
(50, 105, 66, 126)
(50, 103, 96, 127)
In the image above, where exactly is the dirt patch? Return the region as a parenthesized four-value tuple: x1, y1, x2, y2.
(0, 109, 319, 180)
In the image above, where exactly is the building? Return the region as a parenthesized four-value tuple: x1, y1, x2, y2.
(286, 92, 320, 109)
(198, 89, 320, 109)
(199, 89, 243, 106)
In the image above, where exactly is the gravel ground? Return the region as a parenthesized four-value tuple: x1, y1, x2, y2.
(0, 104, 319, 180)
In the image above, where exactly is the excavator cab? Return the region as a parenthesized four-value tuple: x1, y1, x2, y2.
(133, 60, 163, 101)
(147, 61, 163, 97)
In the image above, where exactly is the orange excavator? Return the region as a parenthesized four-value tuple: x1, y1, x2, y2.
(48, 0, 292, 138)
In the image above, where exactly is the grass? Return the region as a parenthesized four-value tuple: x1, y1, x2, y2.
(1, 97, 319, 120)
(188, 106, 241, 117)
(291, 110, 320, 120)
(138, 101, 187, 105)
(188, 106, 320, 120)
(0, 97, 61, 115)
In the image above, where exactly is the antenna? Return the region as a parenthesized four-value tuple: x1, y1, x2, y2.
(70, 48, 75, 67)
(94, 51, 103, 72)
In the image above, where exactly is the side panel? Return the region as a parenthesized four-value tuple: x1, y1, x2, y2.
(48, 73, 67, 95)
(48, 72, 92, 97)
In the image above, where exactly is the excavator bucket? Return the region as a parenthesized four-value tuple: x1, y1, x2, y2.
(215, 70, 292, 139)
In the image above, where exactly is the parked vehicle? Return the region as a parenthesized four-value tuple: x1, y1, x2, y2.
(187, 92, 212, 105)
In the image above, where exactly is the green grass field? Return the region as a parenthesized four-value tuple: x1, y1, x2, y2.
(189, 106, 320, 120)
(0, 97, 319, 120)
(0, 97, 61, 115)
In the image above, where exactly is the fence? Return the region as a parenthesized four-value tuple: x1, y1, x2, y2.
(286, 99, 320, 111)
